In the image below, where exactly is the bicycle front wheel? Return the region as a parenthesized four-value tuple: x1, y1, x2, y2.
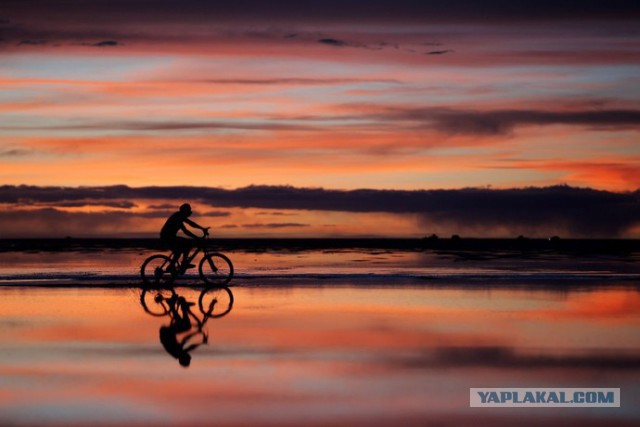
(140, 254, 176, 287)
(198, 286, 234, 318)
(199, 253, 234, 286)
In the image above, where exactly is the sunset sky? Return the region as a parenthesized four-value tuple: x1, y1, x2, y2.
(1, 1, 639, 238)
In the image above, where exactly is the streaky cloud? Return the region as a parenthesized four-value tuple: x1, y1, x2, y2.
(52, 200, 136, 209)
(318, 38, 347, 47)
(5, 108, 638, 135)
(426, 49, 454, 55)
(86, 40, 120, 47)
(0, 120, 319, 133)
(243, 222, 310, 229)
(369, 107, 640, 135)
(0, 149, 31, 157)
(17, 39, 47, 46)
(198, 77, 401, 86)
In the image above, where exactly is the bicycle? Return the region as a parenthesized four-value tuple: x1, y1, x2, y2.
(140, 229, 234, 287)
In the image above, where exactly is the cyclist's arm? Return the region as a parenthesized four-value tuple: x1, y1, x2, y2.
(186, 310, 204, 329)
(181, 331, 206, 351)
(183, 343, 202, 353)
(179, 224, 200, 239)
(184, 218, 206, 231)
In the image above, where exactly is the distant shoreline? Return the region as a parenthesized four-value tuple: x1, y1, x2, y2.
(1, 237, 639, 255)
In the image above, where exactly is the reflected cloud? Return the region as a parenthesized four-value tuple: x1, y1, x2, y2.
(393, 346, 640, 370)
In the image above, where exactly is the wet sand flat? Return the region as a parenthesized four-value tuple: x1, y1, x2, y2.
(1, 283, 639, 426)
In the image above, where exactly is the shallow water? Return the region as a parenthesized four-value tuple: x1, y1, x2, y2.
(1, 284, 639, 426)
(1, 247, 639, 284)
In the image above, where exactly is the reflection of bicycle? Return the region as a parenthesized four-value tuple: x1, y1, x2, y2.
(140, 229, 234, 287)
(140, 286, 234, 320)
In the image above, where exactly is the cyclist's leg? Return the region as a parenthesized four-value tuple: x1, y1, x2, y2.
(174, 298, 193, 332)
(171, 249, 182, 266)
(162, 238, 181, 271)
(175, 238, 195, 271)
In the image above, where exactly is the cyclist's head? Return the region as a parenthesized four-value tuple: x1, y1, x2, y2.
(179, 353, 191, 367)
(179, 203, 192, 216)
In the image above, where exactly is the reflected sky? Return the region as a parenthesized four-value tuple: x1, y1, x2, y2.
(1, 284, 639, 426)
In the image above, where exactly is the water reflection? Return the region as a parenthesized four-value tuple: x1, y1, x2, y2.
(139, 286, 234, 367)
(1, 285, 639, 426)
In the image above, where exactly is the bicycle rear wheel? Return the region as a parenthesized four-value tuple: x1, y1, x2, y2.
(198, 253, 234, 286)
(139, 287, 176, 317)
(140, 254, 176, 287)
(198, 286, 234, 318)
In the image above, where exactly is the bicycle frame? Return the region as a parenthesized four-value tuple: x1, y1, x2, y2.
(166, 237, 210, 274)
(176, 246, 203, 274)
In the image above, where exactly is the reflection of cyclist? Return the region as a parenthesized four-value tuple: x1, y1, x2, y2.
(159, 295, 206, 368)
(160, 203, 207, 272)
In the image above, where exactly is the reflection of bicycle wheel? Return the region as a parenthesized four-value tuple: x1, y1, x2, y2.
(141, 254, 176, 286)
(198, 286, 234, 318)
(198, 253, 234, 286)
(140, 287, 176, 317)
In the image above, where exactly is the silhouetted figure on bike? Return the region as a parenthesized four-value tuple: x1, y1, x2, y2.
(159, 294, 207, 368)
(160, 203, 207, 273)
(142, 208, 233, 286)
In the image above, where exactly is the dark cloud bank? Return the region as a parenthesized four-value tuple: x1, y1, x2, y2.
(1, 185, 638, 237)
(2, 0, 639, 50)
(3, 0, 639, 25)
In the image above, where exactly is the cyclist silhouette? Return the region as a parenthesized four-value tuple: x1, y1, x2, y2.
(160, 203, 207, 273)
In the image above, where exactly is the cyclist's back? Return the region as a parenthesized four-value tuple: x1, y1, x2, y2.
(161, 210, 186, 241)
(160, 203, 206, 270)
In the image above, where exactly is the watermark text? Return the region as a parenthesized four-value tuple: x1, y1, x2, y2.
(470, 388, 620, 407)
